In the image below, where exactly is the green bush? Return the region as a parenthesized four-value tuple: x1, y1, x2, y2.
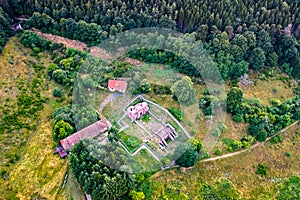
(161, 157, 171, 166)
(0, 170, 9, 180)
(269, 134, 283, 144)
(174, 144, 199, 167)
(285, 152, 291, 157)
(272, 87, 279, 93)
(168, 107, 183, 121)
(256, 163, 267, 176)
(141, 113, 150, 122)
(52, 88, 63, 97)
(232, 114, 243, 123)
(215, 149, 222, 156)
(211, 128, 221, 137)
(255, 129, 268, 142)
(53, 120, 74, 141)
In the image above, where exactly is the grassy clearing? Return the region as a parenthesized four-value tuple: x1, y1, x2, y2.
(120, 131, 142, 152)
(9, 101, 68, 200)
(149, 124, 300, 199)
(240, 76, 294, 105)
(0, 37, 70, 199)
(139, 63, 181, 86)
(134, 149, 162, 173)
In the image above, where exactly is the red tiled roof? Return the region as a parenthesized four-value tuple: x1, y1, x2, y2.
(60, 121, 107, 151)
(108, 80, 127, 92)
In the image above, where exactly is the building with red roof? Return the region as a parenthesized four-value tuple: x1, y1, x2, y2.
(60, 120, 107, 151)
(108, 80, 127, 93)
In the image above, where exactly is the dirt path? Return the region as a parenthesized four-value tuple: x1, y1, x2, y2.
(202, 120, 299, 163)
(151, 120, 299, 180)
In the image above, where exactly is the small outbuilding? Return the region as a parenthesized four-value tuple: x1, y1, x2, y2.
(108, 79, 127, 93)
(55, 146, 68, 158)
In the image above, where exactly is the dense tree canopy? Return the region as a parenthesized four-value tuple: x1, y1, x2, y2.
(0, 7, 13, 52)
(70, 140, 137, 199)
(10, 0, 300, 38)
(53, 120, 74, 141)
(226, 87, 243, 114)
(1, 0, 300, 79)
(171, 76, 196, 106)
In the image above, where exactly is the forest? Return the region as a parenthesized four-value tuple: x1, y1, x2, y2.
(1, 0, 299, 80)
(0, 0, 300, 199)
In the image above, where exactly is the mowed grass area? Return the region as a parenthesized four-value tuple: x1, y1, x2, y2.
(149, 124, 300, 199)
(240, 75, 295, 105)
(0, 37, 76, 199)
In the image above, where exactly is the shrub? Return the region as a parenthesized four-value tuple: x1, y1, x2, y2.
(277, 176, 300, 200)
(256, 163, 267, 175)
(211, 128, 221, 137)
(47, 63, 59, 77)
(152, 84, 171, 95)
(232, 114, 243, 122)
(255, 129, 268, 142)
(168, 107, 183, 121)
(0, 170, 9, 180)
(52, 88, 63, 97)
(175, 144, 199, 167)
(53, 120, 74, 141)
(270, 98, 281, 106)
(129, 190, 145, 200)
(33, 47, 40, 54)
(269, 134, 283, 144)
(272, 87, 279, 93)
(215, 149, 222, 156)
(141, 113, 150, 122)
(285, 152, 291, 157)
(241, 141, 250, 149)
(161, 157, 171, 167)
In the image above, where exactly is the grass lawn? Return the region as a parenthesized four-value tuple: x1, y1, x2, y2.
(137, 63, 181, 86)
(120, 131, 142, 153)
(134, 149, 162, 173)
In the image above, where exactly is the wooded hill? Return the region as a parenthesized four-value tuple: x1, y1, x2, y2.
(5, 0, 300, 34)
(1, 0, 300, 79)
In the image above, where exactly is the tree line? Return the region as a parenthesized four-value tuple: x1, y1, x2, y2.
(0, 6, 13, 52)
(6, 0, 300, 36)
(1, 0, 300, 80)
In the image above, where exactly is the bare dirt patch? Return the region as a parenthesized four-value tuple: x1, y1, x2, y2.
(89, 46, 112, 59)
(33, 29, 88, 52)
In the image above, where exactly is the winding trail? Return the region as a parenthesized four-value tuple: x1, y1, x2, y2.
(202, 120, 299, 163)
(149, 120, 299, 181)
(168, 117, 298, 166)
